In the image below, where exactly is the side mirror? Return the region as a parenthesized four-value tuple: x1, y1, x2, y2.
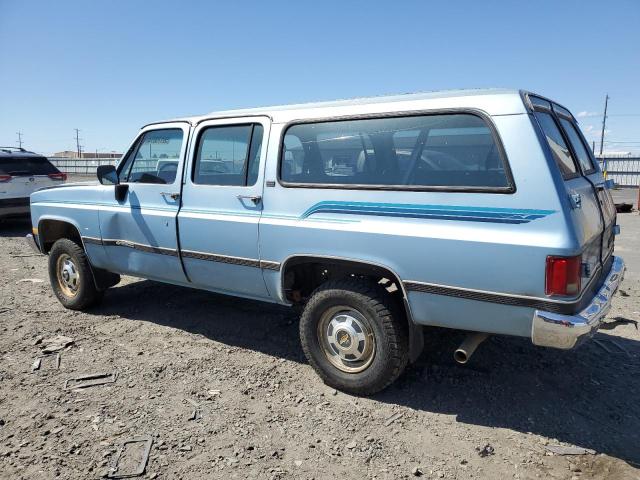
(97, 165, 119, 185)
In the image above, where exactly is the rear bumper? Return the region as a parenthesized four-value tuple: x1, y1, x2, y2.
(531, 256, 625, 349)
(0, 197, 30, 218)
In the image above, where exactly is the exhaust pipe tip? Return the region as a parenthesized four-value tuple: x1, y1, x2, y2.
(453, 349, 470, 364)
(454, 332, 489, 364)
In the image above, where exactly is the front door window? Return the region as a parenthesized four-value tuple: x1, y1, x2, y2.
(119, 129, 184, 184)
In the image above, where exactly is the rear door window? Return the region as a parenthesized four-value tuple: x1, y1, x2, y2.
(558, 118, 595, 173)
(534, 112, 578, 178)
(192, 124, 263, 186)
(0, 156, 58, 176)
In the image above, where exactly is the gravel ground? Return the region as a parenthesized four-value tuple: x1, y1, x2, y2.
(0, 189, 639, 480)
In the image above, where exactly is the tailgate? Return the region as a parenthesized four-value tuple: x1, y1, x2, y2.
(530, 97, 615, 292)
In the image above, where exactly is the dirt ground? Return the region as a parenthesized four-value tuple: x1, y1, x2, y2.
(1, 189, 639, 480)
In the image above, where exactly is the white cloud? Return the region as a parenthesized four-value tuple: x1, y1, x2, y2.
(577, 111, 598, 118)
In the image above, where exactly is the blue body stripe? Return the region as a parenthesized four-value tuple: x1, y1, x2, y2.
(301, 201, 555, 224)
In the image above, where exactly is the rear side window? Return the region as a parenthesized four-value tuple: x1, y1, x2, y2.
(558, 118, 595, 173)
(280, 114, 510, 190)
(534, 112, 578, 177)
(193, 124, 263, 186)
(0, 156, 58, 176)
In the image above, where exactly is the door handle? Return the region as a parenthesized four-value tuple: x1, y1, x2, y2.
(160, 192, 180, 201)
(237, 195, 262, 205)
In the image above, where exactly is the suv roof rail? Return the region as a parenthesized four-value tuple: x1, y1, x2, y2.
(0, 146, 37, 154)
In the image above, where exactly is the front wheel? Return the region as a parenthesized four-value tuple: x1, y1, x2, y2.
(299, 278, 409, 395)
(48, 238, 103, 310)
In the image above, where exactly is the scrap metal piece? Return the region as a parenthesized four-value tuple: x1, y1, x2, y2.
(64, 372, 118, 390)
(41, 335, 74, 354)
(31, 357, 42, 372)
(32, 353, 61, 372)
(384, 412, 404, 427)
(107, 435, 153, 479)
(544, 444, 596, 455)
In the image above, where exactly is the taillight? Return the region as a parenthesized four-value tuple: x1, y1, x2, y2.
(545, 255, 581, 296)
(0, 174, 11, 183)
(48, 172, 67, 181)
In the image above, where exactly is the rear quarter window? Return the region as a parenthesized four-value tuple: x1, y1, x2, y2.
(558, 118, 595, 173)
(280, 113, 511, 191)
(534, 112, 578, 178)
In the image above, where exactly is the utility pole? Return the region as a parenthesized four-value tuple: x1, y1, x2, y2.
(598, 94, 609, 176)
(74, 128, 82, 158)
(599, 94, 609, 157)
(16, 132, 23, 149)
(592, 141, 596, 154)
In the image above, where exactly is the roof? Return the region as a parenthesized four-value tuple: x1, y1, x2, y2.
(0, 147, 44, 158)
(145, 88, 530, 128)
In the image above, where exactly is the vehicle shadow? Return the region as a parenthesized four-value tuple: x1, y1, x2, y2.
(93, 279, 640, 467)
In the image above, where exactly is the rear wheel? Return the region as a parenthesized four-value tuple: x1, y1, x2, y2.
(48, 238, 103, 310)
(299, 278, 409, 395)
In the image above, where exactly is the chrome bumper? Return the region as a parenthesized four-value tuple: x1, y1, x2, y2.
(25, 234, 42, 254)
(532, 256, 625, 349)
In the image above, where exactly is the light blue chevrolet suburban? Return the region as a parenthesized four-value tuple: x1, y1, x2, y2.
(27, 89, 625, 394)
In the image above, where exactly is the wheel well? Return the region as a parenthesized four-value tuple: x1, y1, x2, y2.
(282, 256, 406, 305)
(282, 256, 423, 362)
(38, 220, 82, 254)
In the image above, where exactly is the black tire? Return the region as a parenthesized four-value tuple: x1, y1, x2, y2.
(299, 278, 409, 395)
(48, 238, 104, 310)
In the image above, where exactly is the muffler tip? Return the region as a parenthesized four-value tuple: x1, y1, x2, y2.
(453, 349, 469, 364)
(453, 332, 488, 364)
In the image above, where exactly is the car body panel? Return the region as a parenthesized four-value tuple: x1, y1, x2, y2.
(98, 122, 190, 284)
(28, 89, 623, 346)
(178, 116, 271, 299)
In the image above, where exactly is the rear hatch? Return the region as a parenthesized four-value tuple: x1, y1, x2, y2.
(528, 95, 616, 294)
(0, 155, 64, 198)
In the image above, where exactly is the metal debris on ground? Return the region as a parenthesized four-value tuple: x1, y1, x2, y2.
(476, 444, 495, 457)
(384, 412, 404, 426)
(40, 335, 74, 354)
(31, 353, 61, 372)
(31, 357, 41, 371)
(64, 372, 118, 390)
(107, 435, 153, 479)
(593, 338, 614, 354)
(600, 317, 638, 330)
(544, 445, 596, 456)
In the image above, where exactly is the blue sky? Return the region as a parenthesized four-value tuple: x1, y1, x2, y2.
(1, 0, 639, 155)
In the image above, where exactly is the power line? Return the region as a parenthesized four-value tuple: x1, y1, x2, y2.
(16, 132, 23, 149)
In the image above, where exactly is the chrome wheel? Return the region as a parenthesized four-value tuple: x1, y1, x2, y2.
(317, 306, 375, 373)
(56, 254, 80, 297)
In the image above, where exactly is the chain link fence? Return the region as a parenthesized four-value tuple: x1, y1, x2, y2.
(49, 157, 119, 175)
(598, 158, 640, 187)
